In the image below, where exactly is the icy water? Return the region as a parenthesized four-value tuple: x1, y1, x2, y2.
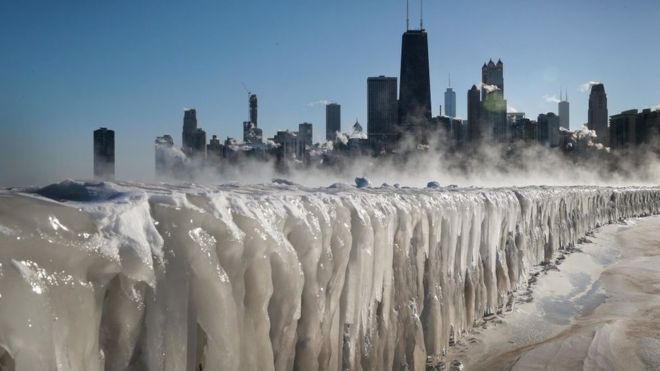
(451, 216, 660, 371)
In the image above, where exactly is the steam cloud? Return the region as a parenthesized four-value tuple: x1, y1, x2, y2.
(580, 81, 601, 93)
(307, 99, 333, 107)
(156, 128, 660, 188)
(543, 94, 561, 104)
(481, 84, 500, 93)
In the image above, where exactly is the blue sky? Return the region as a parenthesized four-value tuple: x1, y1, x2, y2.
(1, 0, 659, 186)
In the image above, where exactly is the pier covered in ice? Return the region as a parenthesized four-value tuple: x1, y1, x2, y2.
(1, 181, 659, 371)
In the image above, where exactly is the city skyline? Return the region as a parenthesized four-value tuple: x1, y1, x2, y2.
(1, 0, 660, 185)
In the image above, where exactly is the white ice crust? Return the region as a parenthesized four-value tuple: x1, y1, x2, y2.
(1, 181, 659, 370)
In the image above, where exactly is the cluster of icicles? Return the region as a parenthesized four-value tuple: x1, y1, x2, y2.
(1, 182, 659, 371)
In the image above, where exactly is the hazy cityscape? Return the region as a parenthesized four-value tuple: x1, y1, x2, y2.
(92, 19, 660, 182)
(3, 1, 660, 371)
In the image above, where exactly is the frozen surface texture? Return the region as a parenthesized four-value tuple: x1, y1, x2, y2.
(1, 181, 660, 371)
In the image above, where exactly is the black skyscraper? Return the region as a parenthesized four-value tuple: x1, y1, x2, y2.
(399, 29, 432, 128)
(182, 108, 198, 152)
(326, 103, 341, 141)
(467, 85, 482, 143)
(249, 94, 258, 126)
(182, 109, 207, 157)
(298, 122, 313, 149)
(588, 83, 608, 145)
(94, 127, 115, 180)
(368, 76, 398, 146)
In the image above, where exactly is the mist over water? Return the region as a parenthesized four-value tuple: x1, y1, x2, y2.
(154, 129, 660, 189)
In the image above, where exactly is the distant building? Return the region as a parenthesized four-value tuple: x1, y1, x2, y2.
(191, 128, 207, 158)
(467, 85, 482, 143)
(588, 83, 608, 145)
(610, 110, 638, 149)
(182, 109, 198, 153)
(511, 118, 538, 142)
(180, 108, 207, 158)
(243, 121, 263, 144)
(326, 103, 341, 141)
(444, 87, 456, 118)
(207, 135, 223, 159)
(434, 115, 465, 147)
(367, 76, 398, 147)
(482, 59, 504, 94)
(610, 108, 660, 149)
(93, 127, 115, 180)
(298, 122, 313, 149)
(481, 59, 508, 142)
(273, 131, 302, 160)
(636, 108, 660, 145)
(508, 112, 539, 142)
(242, 94, 263, 144)
(559, 91, 570, 130)
(507, 112, 526, 126)
(538, 112, 560, 147)
(399, 29, 432, 128)
(249, 94, 258, 127)
(352, 119, 363, 134)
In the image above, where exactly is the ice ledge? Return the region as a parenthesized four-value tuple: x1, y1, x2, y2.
(0, 183, 659, 370)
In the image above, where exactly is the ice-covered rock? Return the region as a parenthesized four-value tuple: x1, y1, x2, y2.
(354, 177, 370, 188)
(0, 181, 659, 370)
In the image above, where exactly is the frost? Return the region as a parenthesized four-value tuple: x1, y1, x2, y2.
(0, 182, 659, 370)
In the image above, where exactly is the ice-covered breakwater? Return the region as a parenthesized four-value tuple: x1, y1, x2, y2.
(1, 181, 660, 371)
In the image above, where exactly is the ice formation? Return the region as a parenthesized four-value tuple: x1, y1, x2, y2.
(1, 181, 660, 371)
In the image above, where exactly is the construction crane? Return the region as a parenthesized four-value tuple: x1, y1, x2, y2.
(241, 83, 258, 126)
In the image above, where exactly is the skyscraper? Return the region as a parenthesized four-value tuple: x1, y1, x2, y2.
(609, 109, 638, 149)
(399, 29, 432, 127)
(367, 76, 398, 145)
(481, 59, 504, 94)
(93, 127, 115, 180)
(249, 94, 258, 126)
(481, 59, 507, 141)
(243, 94, 263, 144)
(537, 112, 560, 147)
(298, 122, 313, 149)
(326, 103, 341, 141)
(181, 109, 207, 157)
(444, 87, 456, 118)
(558, 90, 570, 130)
(182, 109, 198, 152)
(588, 83, 609, 145)
(243, 121, 263, 144)
(467, 85, 482, 143)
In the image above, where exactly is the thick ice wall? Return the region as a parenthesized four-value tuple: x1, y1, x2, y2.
(1, 183, 660, 371)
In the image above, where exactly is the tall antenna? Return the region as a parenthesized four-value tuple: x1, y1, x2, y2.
(448, 73, 451, 88)
(420, 0, 424, 29)
(406, 0, 410, 30)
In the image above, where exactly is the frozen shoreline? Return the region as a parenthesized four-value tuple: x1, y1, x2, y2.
(451, 216, 660, 371)
(1, 181, 660, 370)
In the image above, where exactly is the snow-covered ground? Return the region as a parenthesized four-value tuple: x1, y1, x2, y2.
(1, 181, 660, 371)
(451, 216, 660, 371)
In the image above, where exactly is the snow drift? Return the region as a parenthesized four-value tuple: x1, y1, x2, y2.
(1, 181, 660, 371)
